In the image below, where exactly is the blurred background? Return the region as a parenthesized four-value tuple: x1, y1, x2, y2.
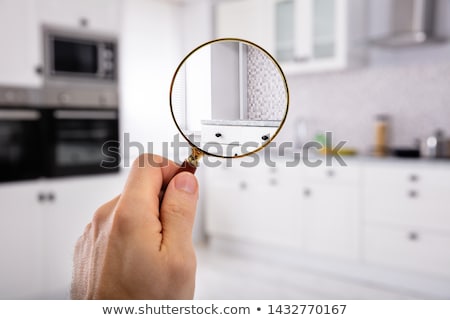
(1, 0, 450, 299)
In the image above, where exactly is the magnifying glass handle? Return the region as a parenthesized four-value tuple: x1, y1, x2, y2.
(174, 147, 203, 176)
(174, 159, 197, 175)
(160, 149, 201, 203)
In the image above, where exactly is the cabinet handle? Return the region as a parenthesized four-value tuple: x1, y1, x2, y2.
(261, 135, 269, 141)
(239, 181, 247, 190)
(48, 192, 56, 202)
(79, 17, 89, 27)
(408, 232, 419, 241)
(303, 188, 311, 197)
(215, 133, 222, 138)
(326, 170, 335, 177)
(409, 174, 419, 182)
(35, 66, 43, 75)
(408, 190, 418, 198)
(269, 178, 278, 186)
(38, 193, 46, 203)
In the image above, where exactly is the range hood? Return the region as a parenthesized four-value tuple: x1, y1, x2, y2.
(371, 0, 444, 47)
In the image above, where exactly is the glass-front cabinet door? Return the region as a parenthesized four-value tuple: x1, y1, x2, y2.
(215, 0, 358, 74)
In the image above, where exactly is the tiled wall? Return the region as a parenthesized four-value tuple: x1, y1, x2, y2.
(276, 61, 450, 154)
(246, 45, 287, 121)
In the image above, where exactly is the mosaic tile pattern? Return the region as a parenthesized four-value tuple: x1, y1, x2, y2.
(247, 46, 287, 121)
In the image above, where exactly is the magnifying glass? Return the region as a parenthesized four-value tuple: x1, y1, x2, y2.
(170, 38, 289, 173)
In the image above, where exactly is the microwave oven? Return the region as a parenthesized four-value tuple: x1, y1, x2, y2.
(43, 27, 118, 82)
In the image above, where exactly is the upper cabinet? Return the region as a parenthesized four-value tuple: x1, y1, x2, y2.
(0, 0, 122, 87)
(214, 0, 367, 74)
(37, 0, 122, 33)
(0, 0, 41, 87)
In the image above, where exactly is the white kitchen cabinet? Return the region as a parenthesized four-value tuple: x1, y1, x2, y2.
(214, 0, 367, 74)
(204, 159, 450, 296)
(300, 181, 359, 261)
(0, 181, 43, 299)
(41, 174, 125, 298)
(37, 0, 122, 33)
(362, 162, 450, 280)
(364, 224, 450, 279)
(204, 162, 302, 248)
(0, 0, 122, 87)
(0, 0, 41, 87)
(201, 124, 278, 156)
(363, 164, 450, 233)
(204, 160, 360, 256)
(0, 172, 125, 299)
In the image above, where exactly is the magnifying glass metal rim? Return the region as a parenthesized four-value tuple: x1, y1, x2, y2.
(169, 37, 290, 160)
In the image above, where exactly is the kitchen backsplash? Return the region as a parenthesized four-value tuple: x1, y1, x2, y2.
(278, 61, 450, 154)
(247, 45, 286, 121)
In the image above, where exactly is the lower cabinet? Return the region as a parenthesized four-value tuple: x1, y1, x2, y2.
(0, 172, 126, 299)
(301, 183, 359, 261)
(205, 164, 301, 248)
(0, 182, 43, 299)
(361, 162, 450, 282)
(204, 159, 450, 295)
(204, 161, 360, 260)
(364, 224, 450, 279)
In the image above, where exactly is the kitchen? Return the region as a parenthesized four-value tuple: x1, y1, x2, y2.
(1, 0, 450, 300)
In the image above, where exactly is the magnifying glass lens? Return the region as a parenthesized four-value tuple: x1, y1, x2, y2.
(170, 38, 289, 162)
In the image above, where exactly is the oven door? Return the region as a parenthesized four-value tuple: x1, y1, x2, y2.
(48, 109, 120, 177)
(0, 109, 44, 182)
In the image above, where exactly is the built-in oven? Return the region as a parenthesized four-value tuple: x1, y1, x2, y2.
(46, 109, 120, 177)
(0, 108, 44, 182)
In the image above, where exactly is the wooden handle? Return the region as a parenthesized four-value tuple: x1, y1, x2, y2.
(174, 159, 197, 175)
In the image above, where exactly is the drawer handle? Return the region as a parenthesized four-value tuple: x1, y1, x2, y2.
(215, 133, 222, 138)
(409, 174, 419, 182)
(261, 135, 269, 141)
(48, 192, 56, 202)
(38, 193, 46, 203)
(239, 181, 247, 190)
(269, 178, 278, 186)
(326, 170, 335, 177)
(303, 188, 311, 197)
(408, 190, 418, 198)
(408, 232, 419, 241)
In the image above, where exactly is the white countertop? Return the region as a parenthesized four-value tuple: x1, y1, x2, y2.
(201, 119, 281, 127)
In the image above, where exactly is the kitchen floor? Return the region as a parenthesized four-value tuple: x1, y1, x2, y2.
(194, 243, 416, 300)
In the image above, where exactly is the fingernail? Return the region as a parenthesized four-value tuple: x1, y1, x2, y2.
(174, 172, 197, 194)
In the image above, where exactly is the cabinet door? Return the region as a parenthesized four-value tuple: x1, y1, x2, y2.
(364, 225, 450, 279)
(37, 0, 122, 33)
(363, 165, 450, 233)
(0, 181, 43, 299)
(215, 0, 273, 51)
(215, 0, 349, 73)
(204, 165, 301, 248)
(41, 173, 125, 298)
(0, 0, 41, 87)
(301, 183, 359, 261)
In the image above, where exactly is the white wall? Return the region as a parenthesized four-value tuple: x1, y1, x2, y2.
(120, 0, 184, 162)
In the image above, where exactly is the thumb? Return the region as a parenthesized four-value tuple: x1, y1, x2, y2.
(160, 171, 199, 252)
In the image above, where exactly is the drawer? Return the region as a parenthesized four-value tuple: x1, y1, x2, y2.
(364, 224, 450, 279)
(363, 164, 450, 189)
(201, 124, 277, 147)
(298, 163, 360, 184)
(363, 170, 450, 232)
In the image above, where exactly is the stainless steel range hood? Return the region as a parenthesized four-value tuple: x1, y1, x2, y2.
(371, 0, 444, 47)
